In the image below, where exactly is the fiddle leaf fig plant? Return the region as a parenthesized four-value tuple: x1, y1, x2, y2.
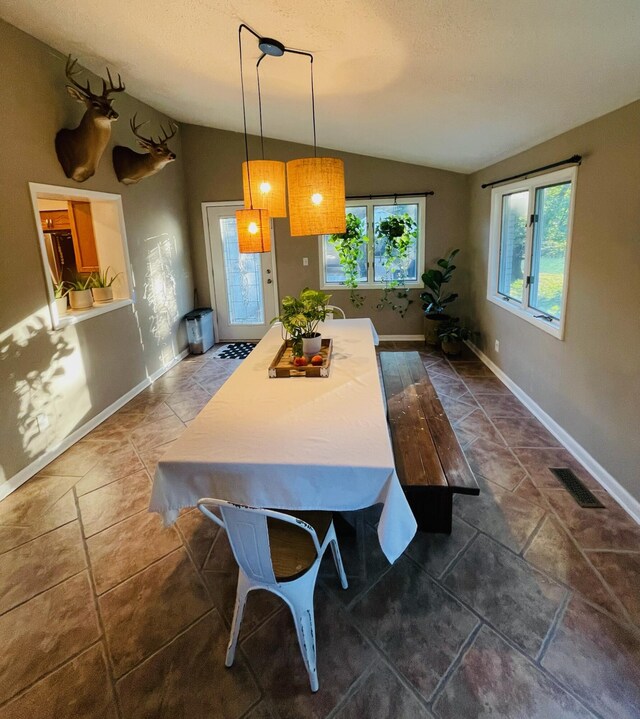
(329, 213, 368, 308)
(420, 249, 460, 315)
(375, 213, 417, 288)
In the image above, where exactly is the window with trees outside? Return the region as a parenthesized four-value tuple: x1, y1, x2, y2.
(487, 167, 577, 339)
(319, 196, 426, 289)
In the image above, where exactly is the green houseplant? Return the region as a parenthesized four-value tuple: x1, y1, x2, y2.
(273, 288, 331, 356)
(438, 321, 471, 356)
(53, 280, 69, 318)
(67, 274, 93, 310)
(374, 213, 417, 317)
(420, 249, 459, 344)
(329, 212, 368, 307)
(90, 267, 121, 303)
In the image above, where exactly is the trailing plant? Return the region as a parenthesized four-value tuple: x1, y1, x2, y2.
(91, 266, 121, 288)
(376, 287, 413, 318)
(53, 280, 68, 299)
(420, 249, 459, 315)
(272, 288, 331, 355)
(67, 274, 93, 291)
(329, 213, 368, 307)
(375, 213, 417, 288)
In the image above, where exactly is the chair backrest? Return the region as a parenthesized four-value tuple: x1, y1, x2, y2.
(197, 498, 321, 584)
(325, 304, 346, 320)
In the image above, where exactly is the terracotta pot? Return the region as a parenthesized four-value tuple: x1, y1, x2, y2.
(441, 339, 463, 356)
(302, 333, 322, 356)
(54, 296, 68, 319)
(92, 286, 113, 303)
(69, 289, 93, 310)
(424, 313, 450, 345)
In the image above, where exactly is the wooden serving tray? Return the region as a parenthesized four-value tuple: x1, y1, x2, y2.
(268, 339, 333, 378)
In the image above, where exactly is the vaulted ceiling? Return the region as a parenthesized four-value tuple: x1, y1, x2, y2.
(1, 0, 639, 172)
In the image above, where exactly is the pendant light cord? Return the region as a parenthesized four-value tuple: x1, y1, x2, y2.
(238, 25, 254, 208)
(256, 54, 266, 160)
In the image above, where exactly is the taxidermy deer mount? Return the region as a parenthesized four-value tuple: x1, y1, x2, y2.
(55, 55, 125, 182)
(112, 114, 178, 184)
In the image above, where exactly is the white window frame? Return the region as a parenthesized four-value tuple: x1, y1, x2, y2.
(318, 196, 426, 290)
(487, 167, 577, 340)
(29, 183, 134, 330)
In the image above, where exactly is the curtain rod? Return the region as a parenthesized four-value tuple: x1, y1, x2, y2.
(481, 155, 582, 189)
(346, 191, 435, 200)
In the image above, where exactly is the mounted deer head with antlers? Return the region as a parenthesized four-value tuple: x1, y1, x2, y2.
(112, 114, 178, 185)
(55, 55, 125, 182)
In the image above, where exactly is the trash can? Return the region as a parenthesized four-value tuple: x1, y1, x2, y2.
(184, 307, 214, 354)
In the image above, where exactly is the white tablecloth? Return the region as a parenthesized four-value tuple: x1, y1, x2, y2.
(150, 318, 417, 563)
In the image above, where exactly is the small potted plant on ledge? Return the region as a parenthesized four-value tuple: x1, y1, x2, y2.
(274, 288, 331, 357)
(68, 275, 94, 310)
(91, 267, 121, 303)
(53, 280, 68, 318)
(420, 249, 459, 345)
(438, 321, 471, 356)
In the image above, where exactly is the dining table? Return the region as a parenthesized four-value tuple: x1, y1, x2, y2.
(150, 317, 417, 563)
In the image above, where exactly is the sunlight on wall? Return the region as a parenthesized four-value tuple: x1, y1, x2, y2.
(143, 233, 179, 367)
(0, 307, 91, 482)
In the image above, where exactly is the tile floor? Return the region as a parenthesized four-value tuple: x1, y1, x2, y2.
(0, 342, 639, 719)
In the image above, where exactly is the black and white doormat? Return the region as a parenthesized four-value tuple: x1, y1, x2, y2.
(214, 342, 256, 360)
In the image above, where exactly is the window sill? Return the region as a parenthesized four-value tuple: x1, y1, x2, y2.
(487, 294, 564, 339)
(53, 298, 133, 329)
(320, 282, 422, 291)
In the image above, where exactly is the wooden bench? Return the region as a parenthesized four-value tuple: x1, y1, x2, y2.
(380, 351, 479, 534)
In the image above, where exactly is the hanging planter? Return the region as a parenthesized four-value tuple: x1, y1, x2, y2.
(374, 213, 417, 317)
(328, 212, 368, 308)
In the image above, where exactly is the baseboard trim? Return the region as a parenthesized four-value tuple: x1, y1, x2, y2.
(466, 341, 640, 525)
(378, 334, 425, 341)
(0, 347, 189, 502)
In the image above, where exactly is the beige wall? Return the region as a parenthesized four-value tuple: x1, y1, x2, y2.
(0, 20, 193, 485)
(466, 100, 640, 501)
(181, 125, 469, 336)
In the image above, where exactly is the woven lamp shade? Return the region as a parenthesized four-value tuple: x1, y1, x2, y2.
(236, 208, 271, 253)
(242, 160, 287, 217)
(286, 157, 346, 236)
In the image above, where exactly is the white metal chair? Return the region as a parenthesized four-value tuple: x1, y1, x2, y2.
(325, 304, 346, 319)
(197, 498, 348, 692)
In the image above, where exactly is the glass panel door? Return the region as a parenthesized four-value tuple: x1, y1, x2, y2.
(206, 206, 276, 341)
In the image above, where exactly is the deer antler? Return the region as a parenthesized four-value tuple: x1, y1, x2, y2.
(102, 66, 126, 97)
(65, 55, 95, 98)
(157, 122, 178, 144)
(130, 113, 154, 144)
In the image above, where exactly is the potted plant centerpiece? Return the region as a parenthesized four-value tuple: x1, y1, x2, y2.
(420, 249, 459, 344)
(273, 288, 331, 358)
(67, 275, 94, 310)
(53, 280, 68, 318)
(438, 321, 471, 356)
(91, 267, 121, 303)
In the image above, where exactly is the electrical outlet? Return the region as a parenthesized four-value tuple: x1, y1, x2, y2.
(302, 257, 309, 267)
(495, 340, 500, 353)
(36, 413, 50, 431)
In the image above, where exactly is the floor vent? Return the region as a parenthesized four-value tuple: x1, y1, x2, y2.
(550, 468, 605, 508)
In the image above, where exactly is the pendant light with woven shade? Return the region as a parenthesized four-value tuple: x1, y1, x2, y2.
(236, 26, 271, 253)
(286, 55, 345, 237)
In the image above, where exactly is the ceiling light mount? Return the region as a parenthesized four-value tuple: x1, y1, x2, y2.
(258, 37, 285, 57)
